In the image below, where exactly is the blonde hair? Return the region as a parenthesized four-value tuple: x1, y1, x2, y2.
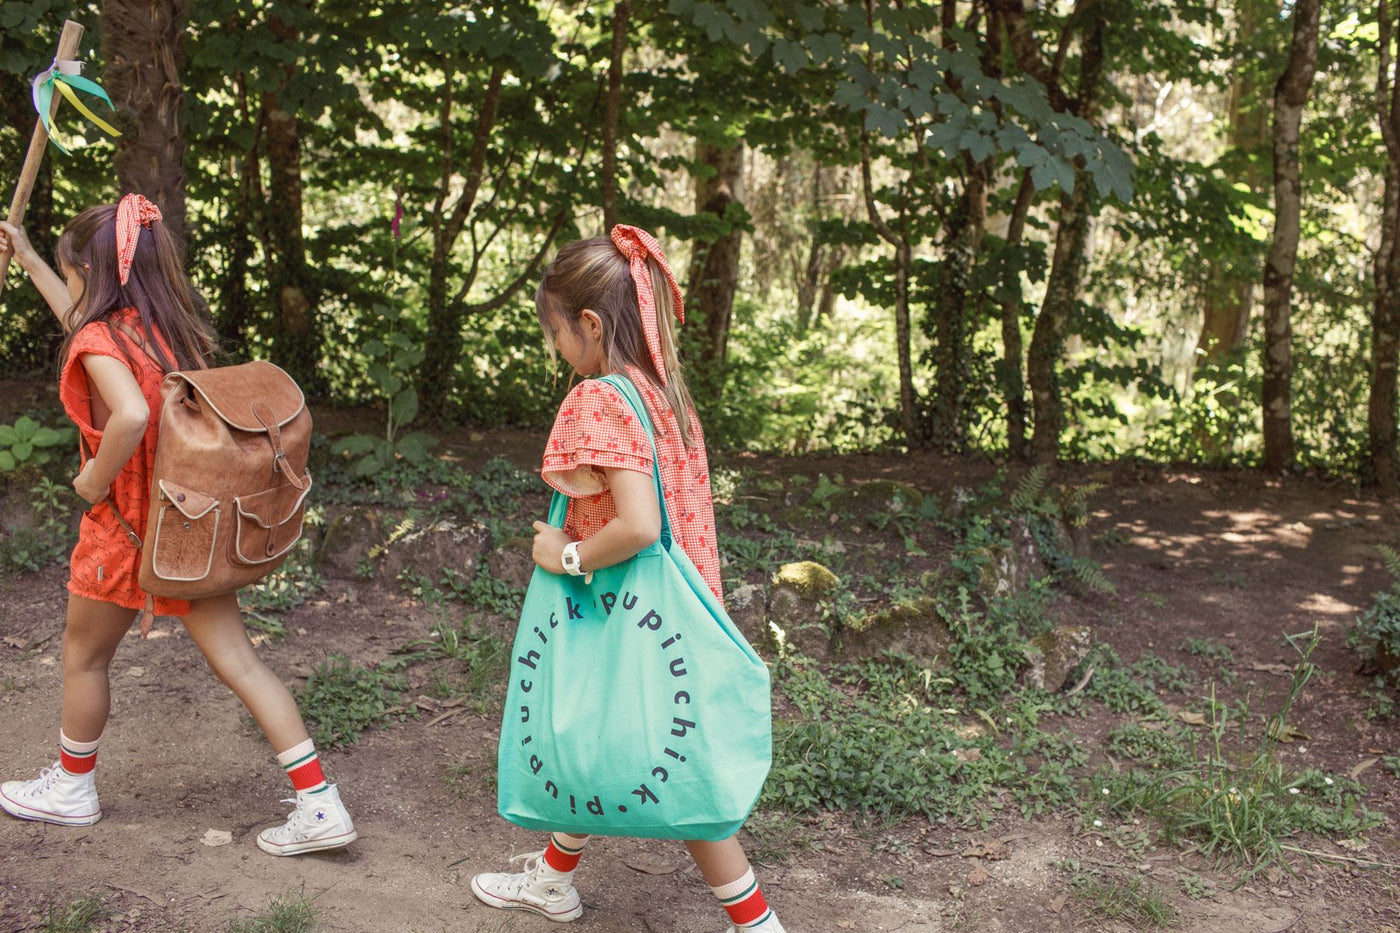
(536, 236, 698, 446)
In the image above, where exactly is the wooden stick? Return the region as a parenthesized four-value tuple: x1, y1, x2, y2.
(0, 19, 85, 300)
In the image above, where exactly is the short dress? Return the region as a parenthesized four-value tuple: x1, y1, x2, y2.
(541, 366, 724, 602)
(60, 308, 191, 616)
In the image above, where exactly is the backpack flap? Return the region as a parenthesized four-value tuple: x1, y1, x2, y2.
(157, 479, 218, 519)
(233, 474, 313, 565)
(175, 361, 305, 431)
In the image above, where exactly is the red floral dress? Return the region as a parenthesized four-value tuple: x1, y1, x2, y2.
(541, 367, 723, 601)
(60, 308, 191, 616)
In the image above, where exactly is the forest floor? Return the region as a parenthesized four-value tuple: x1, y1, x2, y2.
(1, 390, 1400, 932)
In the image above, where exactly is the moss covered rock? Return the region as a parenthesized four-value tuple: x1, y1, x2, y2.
(318, 507, 385, 577)
(840, 597, 951, 662)
(766, 561, 841, 660)
(1023, 625, 1094, 692)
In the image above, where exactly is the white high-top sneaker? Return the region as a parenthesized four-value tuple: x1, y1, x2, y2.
(725, 913, 787, 933)
(255, 784, 356, 856)
(470, 850, 583, 922)
(0, 762, 101, 826)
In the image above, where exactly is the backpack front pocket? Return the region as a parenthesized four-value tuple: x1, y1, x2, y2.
(149, 480, 220, 582)
(233, 474, 312, 565)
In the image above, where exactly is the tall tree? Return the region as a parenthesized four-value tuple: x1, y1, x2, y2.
(685, 135, 746, 382)
(1261, 0, 1322, 472)
(103, 0, 189, 241)
(1371, 0, 1400, 486)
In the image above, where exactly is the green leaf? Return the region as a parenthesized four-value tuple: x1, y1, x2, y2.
(29, 427, 63, 447)
(391, 387, 419, 426)
(335, 435, 378, 456)
(12, 442, 33, 462)
(395, 431, 438, 464)
(363, 340, 388, 359)
(0, 425, 17, 445)
(14, 416, 37, 440)
(0, 451, 14, 471)
(353, 452, 384, 477)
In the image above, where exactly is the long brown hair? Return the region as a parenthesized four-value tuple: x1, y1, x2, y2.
(55, 202, 215, 374)
(536, 236, 699, 446)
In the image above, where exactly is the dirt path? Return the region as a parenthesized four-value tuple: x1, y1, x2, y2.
(2, 453, 1399, 932)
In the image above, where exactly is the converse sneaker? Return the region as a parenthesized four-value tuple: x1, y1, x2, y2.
(0, 762, 101, 826)
(470, 850, 583, 922)
(725, 915, 787, 933)
(256, 784, 356, 856)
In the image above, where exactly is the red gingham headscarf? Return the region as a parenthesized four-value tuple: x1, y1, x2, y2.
(116, 193, 162, 286)
(610, 224, 684, 387)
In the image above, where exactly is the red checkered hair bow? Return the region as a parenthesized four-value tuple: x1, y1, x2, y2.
(610, 224, 684, 386)
(116, 193, 162, 286)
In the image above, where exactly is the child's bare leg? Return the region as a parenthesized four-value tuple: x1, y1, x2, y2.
(181, 592, 308, 750)
(61, 595, 137, 741)
(685, 837, 750, 886)
(687, 836, 781, 929)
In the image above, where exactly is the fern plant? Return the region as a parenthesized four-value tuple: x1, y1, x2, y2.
(1349, 545, 1400, 692)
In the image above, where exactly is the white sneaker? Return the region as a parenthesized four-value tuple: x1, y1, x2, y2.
(725, 913, 787, 932)
(470, 850, 583, 922)
(256, 784, 356, 856)
(0, 762, 101, 826)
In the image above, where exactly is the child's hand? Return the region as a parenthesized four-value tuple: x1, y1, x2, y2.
(73, 459, 111, 505)
(531, 521, 573, 574)
(0, 221, 37, 268)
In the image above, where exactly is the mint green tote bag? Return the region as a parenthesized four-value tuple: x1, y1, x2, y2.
(496, 374, 772, 841)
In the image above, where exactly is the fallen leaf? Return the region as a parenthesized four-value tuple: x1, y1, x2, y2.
(1247, 661, 1292, 676)
(962, 840, 1009, 860)
(3, 636, 26, 649)
(924, 848, 959, 857)
(126, 666, 145, 678)
(967, 868, 989, 886)
(1048, 893, 1068, 914)
(1267, 721, 1308, 743)
(1176, 710, 1209, 726)
(837, 922, 855, 930)
(200, 829, 233, 848)
(623, 856, 678, 875)
(1349, 758, 1380, 780)
(1338, 838, 1369, 852)
(954, 748, 983, 763)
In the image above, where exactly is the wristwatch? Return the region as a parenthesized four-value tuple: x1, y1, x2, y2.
(561, 541, 585, 576)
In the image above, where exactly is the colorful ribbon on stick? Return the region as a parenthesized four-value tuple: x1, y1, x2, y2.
(30, 59, 120, 155)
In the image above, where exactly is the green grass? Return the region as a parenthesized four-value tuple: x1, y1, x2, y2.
(227, 892, 316, 932)
(393, 616, 508, 711)
(43, 894, 106, 933)
(1067, 865, 1176, 926)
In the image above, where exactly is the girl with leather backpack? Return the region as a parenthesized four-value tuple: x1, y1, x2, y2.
(0, 196, 355, 856)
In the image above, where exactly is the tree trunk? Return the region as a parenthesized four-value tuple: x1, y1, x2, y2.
(103, 0, 189, 243)
(685, 138, 745, 388)
(1260, 0, 1321, 472)
(861, 136, 918, 443)
(998, 170, 1035, 459)
(421, 63, 504, 420)
(601, 0, 630, 231)
(1370, 0, 1400, 487)
(1196, 0, 1274, 362)
(1027, 11, 1108, 464)
(926, 160, 988, 452)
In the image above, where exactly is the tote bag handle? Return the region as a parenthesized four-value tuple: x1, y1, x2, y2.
(545, 374, 676, 552)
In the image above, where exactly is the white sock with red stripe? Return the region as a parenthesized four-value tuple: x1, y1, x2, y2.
(541, 833, 588, 875)
(275, 739, 328, 794)
(712, 868, 776, 928)
(59, 730, 100, 775)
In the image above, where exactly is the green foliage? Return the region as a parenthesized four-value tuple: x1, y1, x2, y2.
(241, 538, 324, 616)
(1082, 646, 1195, 716)
(392, 616, 508, 709)
(440, 567, 527, 618)
(1, 478, 74, 573)
(1349, 545, 1400, 694)
(0, 415, 75, 472)
(1092, 630, 1379, 874)
(227, 892, 316, 933)
(296, 655, 408, 748)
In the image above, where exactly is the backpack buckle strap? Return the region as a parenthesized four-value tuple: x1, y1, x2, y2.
(253, 401, 306, 490)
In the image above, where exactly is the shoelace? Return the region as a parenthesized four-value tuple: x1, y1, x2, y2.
(22, 766, 61, 796)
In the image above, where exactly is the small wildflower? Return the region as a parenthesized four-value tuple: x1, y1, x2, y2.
(1324, 777, 1334, 786)
(1101, 787, 1109, 796)
(1289, 787, 1301, 795)
(1092, 819, 1104, 827)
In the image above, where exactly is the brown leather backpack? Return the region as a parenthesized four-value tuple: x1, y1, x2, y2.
(135, 360, 313, 599)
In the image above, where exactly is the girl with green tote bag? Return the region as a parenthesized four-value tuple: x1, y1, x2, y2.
(472, 227, 785, 933)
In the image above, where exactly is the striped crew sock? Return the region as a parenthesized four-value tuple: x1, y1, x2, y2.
(542, 833, 589, 875)
(712, 868, 774, 929)
(276, 738, 328, 794)
(59, 730, 100, 775)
